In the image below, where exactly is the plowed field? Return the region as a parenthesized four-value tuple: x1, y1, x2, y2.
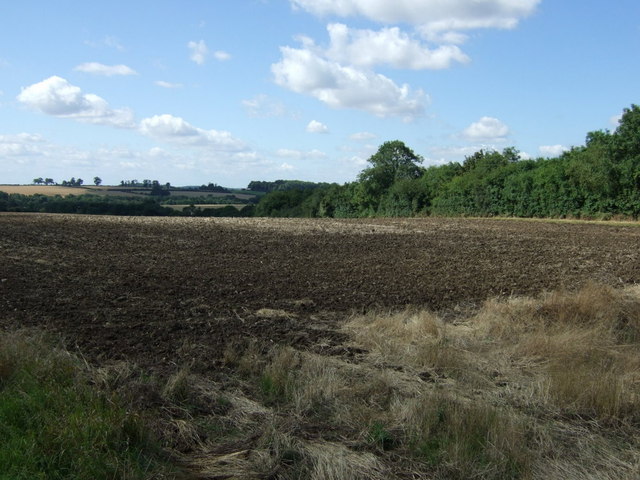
(1, 213, 639, 373)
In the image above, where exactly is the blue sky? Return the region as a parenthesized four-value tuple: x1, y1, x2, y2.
(1, 0, 638, 187)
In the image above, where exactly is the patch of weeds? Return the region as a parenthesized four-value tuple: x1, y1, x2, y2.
(259, 347, 299, 406)
(0, 331, 181, 480)
(368, 421, 397, 451)
(194, 416, 239, 442)
(260, 372, 290, 405)
(405, 395, 530, 480)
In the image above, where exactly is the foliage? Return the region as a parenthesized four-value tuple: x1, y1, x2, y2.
(253, 105, 640, 220)
(0, 331, 178, 480)
(356, 140, 424, 214)
(198, 182, 229, 193)
(61, 177, 84, 187)
(247, 179, 334, 193)
(253, 187, 328, 217)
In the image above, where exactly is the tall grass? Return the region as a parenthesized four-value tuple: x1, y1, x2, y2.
(0, 331, 180, 480)
(475, 283, 640, 422)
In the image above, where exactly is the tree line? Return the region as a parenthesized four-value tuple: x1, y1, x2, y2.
(255, 105, 640, 220)
(0, 193, 255, 217)
(247, 179, 334, 193)
(10, 104, 640, 220)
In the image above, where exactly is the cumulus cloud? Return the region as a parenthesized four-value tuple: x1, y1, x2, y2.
(350, 131, 376, 141)
(306, 120, 329, 133)
(539, 144, 569, 157)
(74, 62, 138, 76)
(462, 116, 509, 141)
(279, 163, 295, 171)
(290, 0, 539, 34)
(278, 1, 540, 119)
(276, 148, 327, 160)
(0, 133, 46, 156)
(188, 40, 209, 65)
(139, 114, 247, 151)
(17, 76, 135, 128)
(272, 44, 426, 120)
(242, 94, 288, 118)
(213, 50, 231, 61)
(85, 35, 125, 51)
(155, 80, 183, 89)
(325, 23, 469, 70)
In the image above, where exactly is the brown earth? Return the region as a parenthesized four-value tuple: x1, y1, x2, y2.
(1, 213, 639, 374)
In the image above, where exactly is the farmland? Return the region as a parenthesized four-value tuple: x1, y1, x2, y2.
(2, 213, 640, 479)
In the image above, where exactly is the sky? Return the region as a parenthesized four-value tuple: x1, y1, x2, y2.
(1, 1, 639, 187)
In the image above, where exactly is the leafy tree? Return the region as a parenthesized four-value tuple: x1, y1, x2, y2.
(93, 176, 102, 186)
(357, 140, 423, 214)
(150, 180, 170, 196)
(44, 178, 54, 185)
(33, 177, 44, 185)
(613, 104, 640, 160)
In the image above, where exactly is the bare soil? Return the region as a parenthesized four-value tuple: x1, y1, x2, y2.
(1, 213, 639, 374)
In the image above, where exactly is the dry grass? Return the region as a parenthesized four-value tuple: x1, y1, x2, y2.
(7, 282, 638, 479)
(473, 283, 640, 422)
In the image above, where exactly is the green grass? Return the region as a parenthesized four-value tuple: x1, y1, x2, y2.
(0, 331, 181, 480)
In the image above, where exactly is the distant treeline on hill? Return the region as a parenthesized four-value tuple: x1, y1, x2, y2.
(0, 193, 254, 218)
(246, 180, 335, 193)
(254, 105, 640, 220)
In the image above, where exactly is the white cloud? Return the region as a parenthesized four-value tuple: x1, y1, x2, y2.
(350, 131, 376, 141)
(462, 116, 509, 141)
(242, 94, 288, 118)
(74, 62, 138, 76)
(155, 80, 183, 89)
(325, 23, 469, 70)
(17, 76, 135, 128)
(85, 35, 125, 51)
(306, 120, 329, 133)
(279, 162, 295, 171)
(139, 114, 247, 151)
(539, 144, 569, 157)
(272, 44, 426, 120)
(104, 36, 125, 51)
(213, 50, 231, 61)
(276, 148, 327, 160)
(0, 133, 46, 156)
(290, 0, 539, 34)
(188, 40, 209, 65)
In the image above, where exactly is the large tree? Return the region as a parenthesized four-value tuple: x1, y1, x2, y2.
(357, 140, 423, 213)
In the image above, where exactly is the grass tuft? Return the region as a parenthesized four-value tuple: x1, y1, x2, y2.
(0, 330, 180, 480)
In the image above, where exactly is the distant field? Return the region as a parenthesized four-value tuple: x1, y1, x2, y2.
(0, 185, 94, 196)
(163, 203, 244, 211)
(0, 184, 256, 201)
